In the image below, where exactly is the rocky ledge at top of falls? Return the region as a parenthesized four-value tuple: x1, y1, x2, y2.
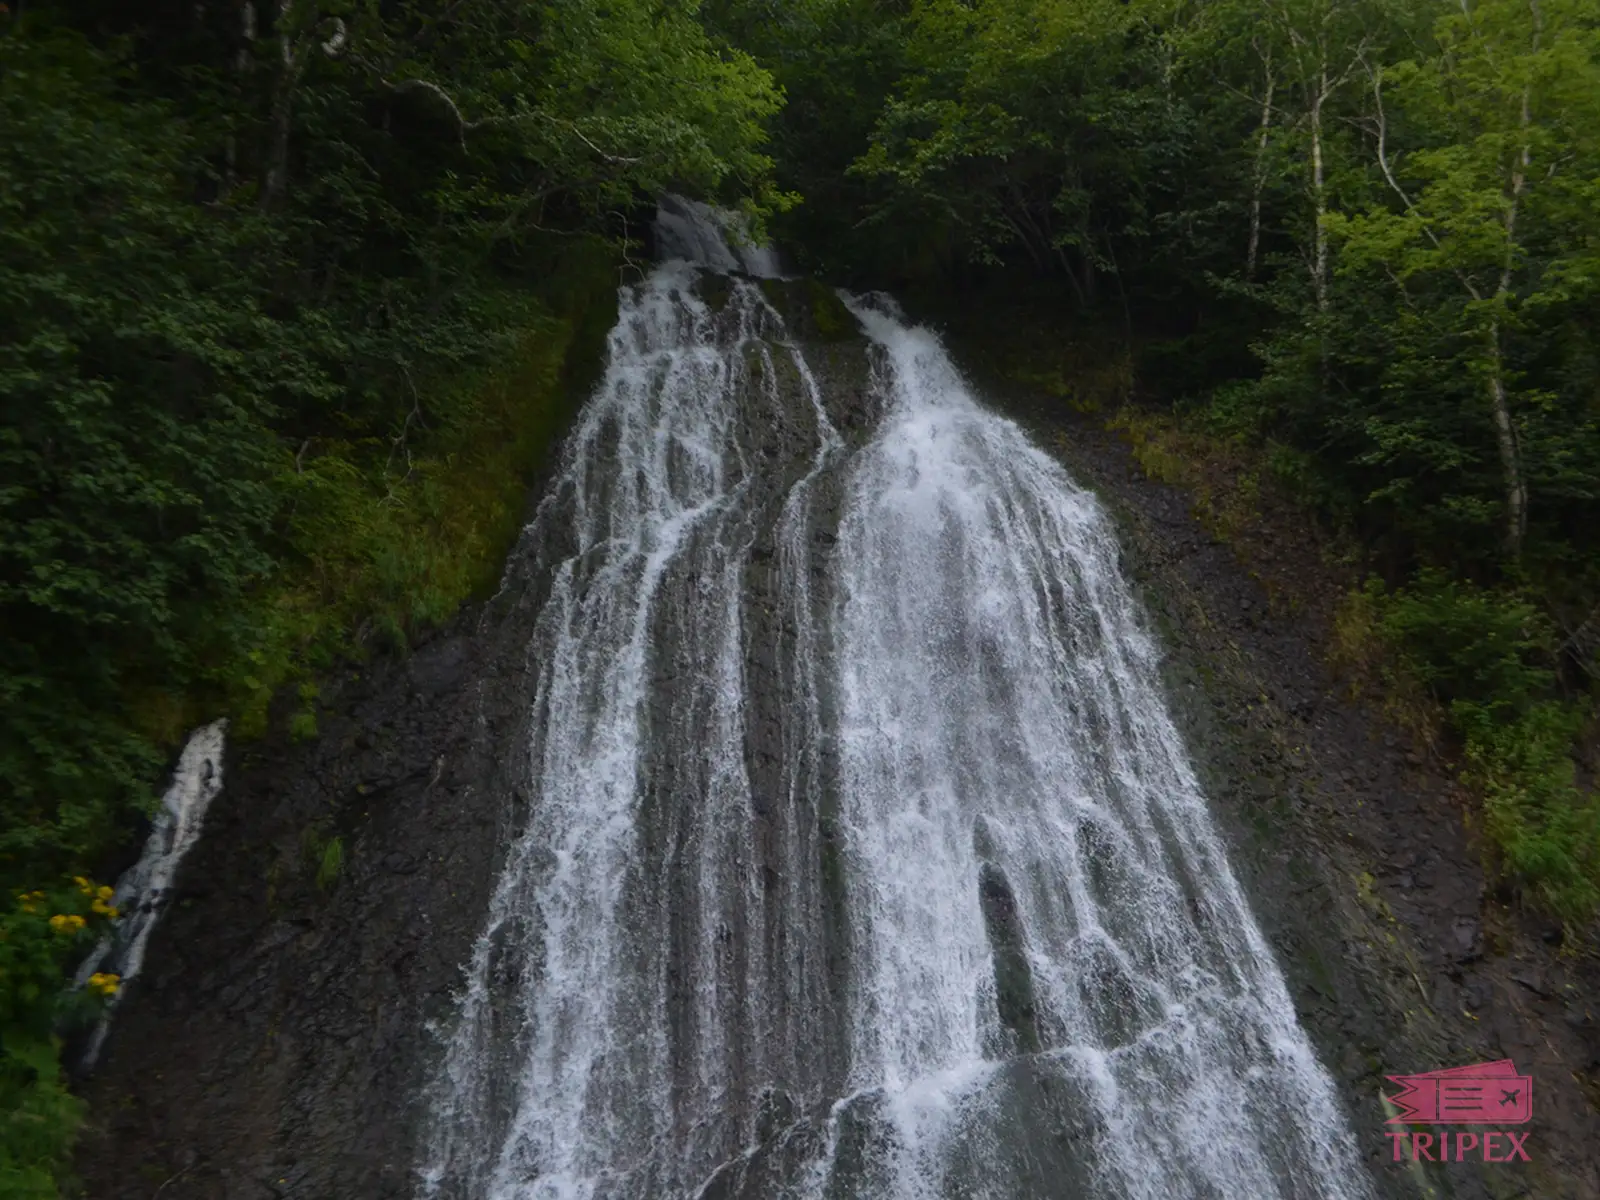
(74, 271, 1599, 1200)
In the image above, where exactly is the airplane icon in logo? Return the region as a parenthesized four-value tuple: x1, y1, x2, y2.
(1385, 1059, 1532, 1125)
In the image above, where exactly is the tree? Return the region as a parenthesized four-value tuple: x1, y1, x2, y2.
(851, 0, 1194, 308)
(1334, 0, 1600, 558)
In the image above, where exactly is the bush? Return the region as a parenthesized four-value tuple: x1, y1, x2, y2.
(1369, 571, 1600, 924)
(1460, 701, 1600, 923)
(1379, 571, 1557, 717)
(0, 880, 120, 1194)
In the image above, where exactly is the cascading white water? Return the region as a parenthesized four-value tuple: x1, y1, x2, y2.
(822, 299, 1368, 1198)
(655, 195, 784, 279)
(421, 209, 1374, 1200)
(74, 718, 228, 1069)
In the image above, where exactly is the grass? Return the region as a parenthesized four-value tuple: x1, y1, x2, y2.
(1106, 406, 1264, 547)
(315, 836, 344, 892)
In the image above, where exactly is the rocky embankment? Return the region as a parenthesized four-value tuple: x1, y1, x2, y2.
(73, 603, 529, 1198)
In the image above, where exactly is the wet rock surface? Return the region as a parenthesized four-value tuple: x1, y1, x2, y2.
(72, 604, 546, 1199)
(74, 281, 1598, 1199)
(953, 343, 1600, 1200)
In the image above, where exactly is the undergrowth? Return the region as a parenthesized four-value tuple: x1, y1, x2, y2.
(1119, 402, 1600, 930)
(0, 880, 121, 1197)
(222, 245, 619, 742)
(1335, 575, 1600, 925)
(1107, 407, 1264, 547)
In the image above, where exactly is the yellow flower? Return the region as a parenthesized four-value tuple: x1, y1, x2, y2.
(49, 914, 86, 935)
(91, 898, 120, 918)
(74, 876, 93, 895)
(96, 885, 114, 902)
(87, 972, 120, 997)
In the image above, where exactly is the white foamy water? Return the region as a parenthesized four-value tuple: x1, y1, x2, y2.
(420, 205, 1373, 1200)
(75, 718, 228, 1069)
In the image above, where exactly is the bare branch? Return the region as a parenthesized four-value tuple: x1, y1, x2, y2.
(386, 77, 470, 151)
(385, 363, 428, 479)
(554, 118, 643, 166)
(470, 110, 645, 165)
(367, 70, 645, 167)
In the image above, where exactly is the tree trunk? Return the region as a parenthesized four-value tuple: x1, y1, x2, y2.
(1307, 54, 1333, 394)
(1247, 48, 1275, 281)
(261, 0, 308, 210)
(1308, 64, 1329, 318)
(1486, 322, 1528, 554)
(1370, 52, 1530, 558)
(263, 82, 294, 208)
(1487, 4, 1539, 557)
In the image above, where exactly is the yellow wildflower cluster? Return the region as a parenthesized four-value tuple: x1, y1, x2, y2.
(17, 889, 46, 914)
(91, 886, 118, 919)
(48, 913, 86, 935)
(87, 972, 120, 997)
(67, 876, 121, 918)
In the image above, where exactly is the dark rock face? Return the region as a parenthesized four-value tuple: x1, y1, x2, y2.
(74, 279, 1599, 1200)
(72, 609, 544, 1199)
(976, 861, 1042, 1055)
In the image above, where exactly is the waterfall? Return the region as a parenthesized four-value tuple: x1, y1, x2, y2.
(74, 718, 228, 1070)
(420, 208, 1373, 1200)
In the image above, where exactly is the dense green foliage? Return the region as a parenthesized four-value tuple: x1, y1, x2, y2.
(2, 0, 778, 1184)
(1369, 573, 1598, 920)
(0, 879, 120, 1198)
(711, 0, 1600, 921)
(2, 0, 777, 887)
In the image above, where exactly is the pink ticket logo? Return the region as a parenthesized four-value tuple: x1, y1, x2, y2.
(1385, 1059, 1532, 1125)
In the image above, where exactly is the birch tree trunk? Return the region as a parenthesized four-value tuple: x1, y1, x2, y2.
(261, 0, 312, 210)
(1308, 59, 1329, 319)
(1369, 53, 1530, 557)
(1486, 1, 1541, 557)
(1247, 46, 1275, 281)
(1486, 323, 1528, 554)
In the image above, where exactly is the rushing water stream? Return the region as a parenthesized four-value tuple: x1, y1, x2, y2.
(420, 208, 1374, 1199)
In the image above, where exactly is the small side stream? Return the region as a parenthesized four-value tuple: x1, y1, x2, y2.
(74, 719, 228, 1069)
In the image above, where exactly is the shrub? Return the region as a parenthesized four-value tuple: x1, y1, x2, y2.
(1379, 571, 1557, 718)
(1370, 572, 1600, 924)
(0, 880, 119, 1193)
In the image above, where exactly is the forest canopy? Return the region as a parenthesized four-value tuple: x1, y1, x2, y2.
(1, 0, 779, 884)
